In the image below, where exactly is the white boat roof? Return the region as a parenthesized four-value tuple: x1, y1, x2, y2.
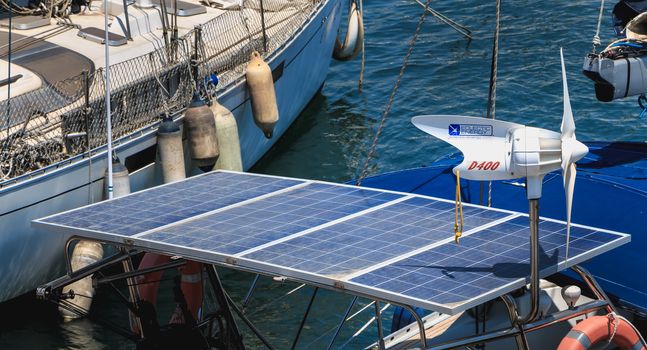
(33, 170, 630, 314)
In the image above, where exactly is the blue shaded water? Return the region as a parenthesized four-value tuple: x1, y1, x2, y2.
(2, 0, 646, 348)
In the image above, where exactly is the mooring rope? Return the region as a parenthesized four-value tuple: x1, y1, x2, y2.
(358, 0, 365, 93)
(355, 0, 431, 186)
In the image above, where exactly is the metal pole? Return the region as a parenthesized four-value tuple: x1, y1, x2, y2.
(401, 304, 428, 348)
(242, 274, 260, 309)
(374, 301, 386, 350)
(325, 296, 357, 350)
(120, 248, 143, 338)
(259, 0, 267, 52)
(500, 295, 528, 350)
(104, 0, 114, 200)
(291, 287, 319, 350)
(205, 265, 245, 349)
(192, 26, 202, 88)
(517, 199, 539, 324)
(97, 259, 186, 285)
(83, 70, 94, 204)
(570, 265, 616, 314)
(121, 0, 132, 40)
(223, 291, 274, 350)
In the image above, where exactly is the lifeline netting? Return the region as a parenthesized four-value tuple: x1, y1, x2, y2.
(0, 0, 321, 182)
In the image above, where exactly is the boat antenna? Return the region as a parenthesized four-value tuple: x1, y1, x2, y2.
(104, 0, 114, 199)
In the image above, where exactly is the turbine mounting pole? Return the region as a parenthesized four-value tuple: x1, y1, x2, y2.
(517, 198, 540, 324)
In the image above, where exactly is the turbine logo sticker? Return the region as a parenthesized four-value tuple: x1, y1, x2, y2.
(448, 124, 493, 136)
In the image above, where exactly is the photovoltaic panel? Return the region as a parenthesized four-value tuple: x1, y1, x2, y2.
(242, 196, 511, 276)
(142, 182, 403, 254)
(34, 170, 630, 315)
(39, 171, 304, 236)
(348, 216, 623, 312)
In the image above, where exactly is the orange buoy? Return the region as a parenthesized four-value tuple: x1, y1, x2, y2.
(558, 314, 646, 350)
(135, 253, 203, 325)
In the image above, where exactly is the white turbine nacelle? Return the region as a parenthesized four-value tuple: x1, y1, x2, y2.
(413, 116, 587, 199)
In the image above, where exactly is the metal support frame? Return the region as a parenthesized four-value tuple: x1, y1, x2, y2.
(223, 290, 276, 350)
(375, 301, 386, 350)
(119, 247, 143, 338)
(96, 258, 186, 285)
(326, 296, 358, 350)
(205, 265, 245, 350)
(291, 287, 319, 350)
(242, 274, 260, 309)
(401, 304, 428, 348)
(38, 248, 132, 299)
(571, 265, 616, 314)
(500, 295, 528, 350)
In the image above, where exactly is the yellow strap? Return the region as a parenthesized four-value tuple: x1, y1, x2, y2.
(454, 170, 464, 243)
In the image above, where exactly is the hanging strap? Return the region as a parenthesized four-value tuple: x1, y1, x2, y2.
(454, 170, 464, 244)
(592, 0, 605, 53)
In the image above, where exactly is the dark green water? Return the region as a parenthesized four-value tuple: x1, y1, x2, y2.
(2, 0, 647, 349)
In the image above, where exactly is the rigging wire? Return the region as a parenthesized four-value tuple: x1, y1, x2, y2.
(481, 0, 501, 207)
(411, 0, 472, 40)
(355, 0, 431, 186)
(592, 0, 606, 53)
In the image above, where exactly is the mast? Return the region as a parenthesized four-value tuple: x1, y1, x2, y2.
(104, 0, 113, 199)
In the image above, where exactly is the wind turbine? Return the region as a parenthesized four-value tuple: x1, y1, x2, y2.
(412, 49, 587, 323)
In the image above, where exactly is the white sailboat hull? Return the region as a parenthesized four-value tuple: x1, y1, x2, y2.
(0, 0, 343, 302)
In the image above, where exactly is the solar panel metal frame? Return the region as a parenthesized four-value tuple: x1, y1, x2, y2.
(33, 170, 630, 315)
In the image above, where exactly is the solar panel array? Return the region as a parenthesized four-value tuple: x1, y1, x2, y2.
(34, 171, 629, 314)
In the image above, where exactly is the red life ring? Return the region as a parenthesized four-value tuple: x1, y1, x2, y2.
(558, 314, 646, 350)
(136, 253, 203, 322)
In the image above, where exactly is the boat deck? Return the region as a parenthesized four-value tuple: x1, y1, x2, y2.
(33, 170, 630, 315)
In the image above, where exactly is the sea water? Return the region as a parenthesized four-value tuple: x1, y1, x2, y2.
(2, 0, 646, 348)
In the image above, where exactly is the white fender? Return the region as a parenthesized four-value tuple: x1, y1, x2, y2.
(333, 0, 364, 61)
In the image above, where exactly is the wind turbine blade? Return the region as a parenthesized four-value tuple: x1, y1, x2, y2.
(560, 48, 575, 139)
(564, 162, 576, 261)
